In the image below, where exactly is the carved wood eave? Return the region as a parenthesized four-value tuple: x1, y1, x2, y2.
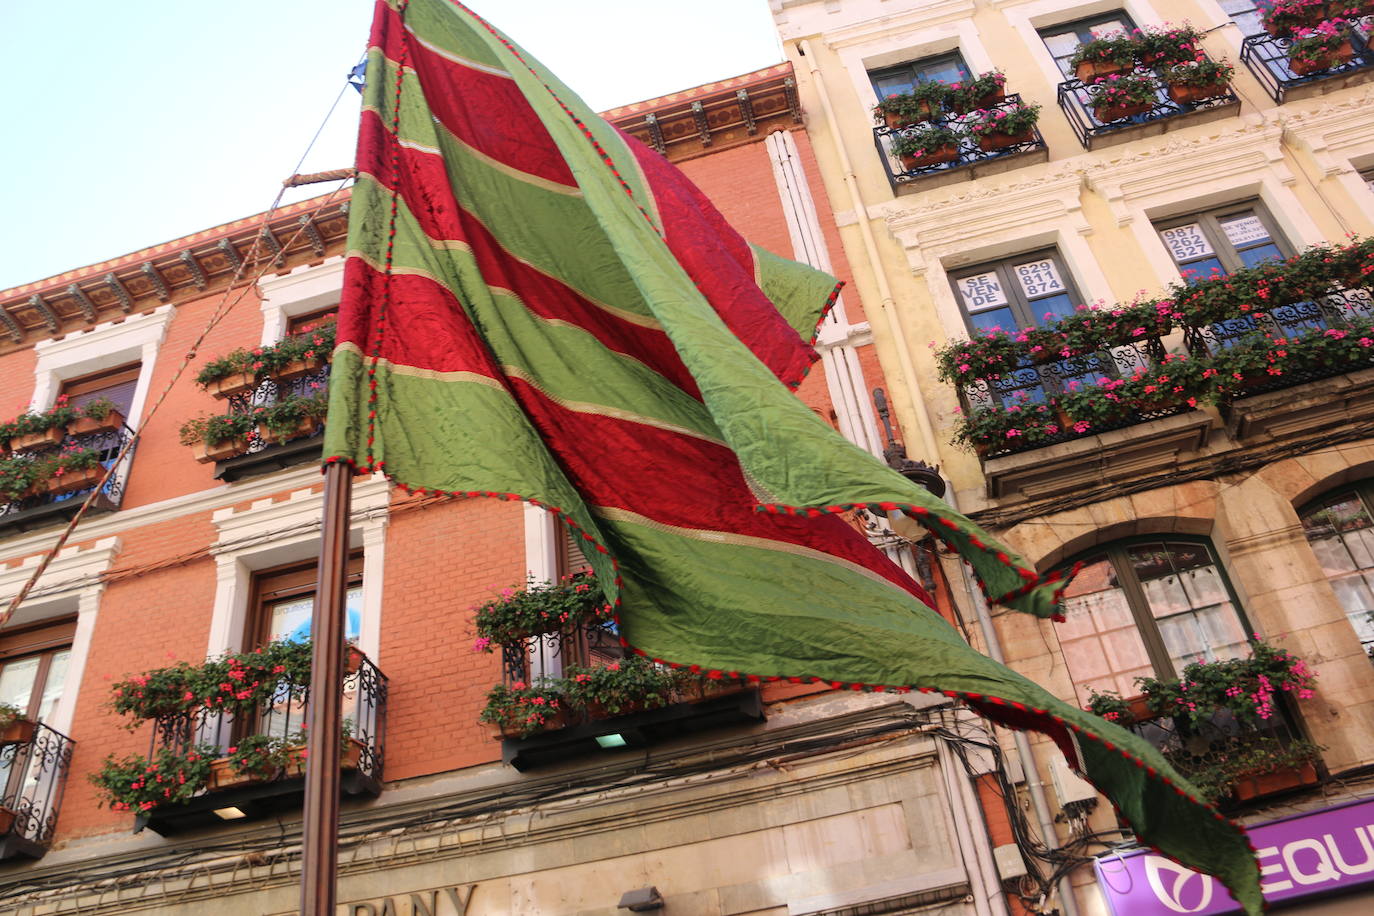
(603, 64, 802, 164)
(0, 195, 353, 355)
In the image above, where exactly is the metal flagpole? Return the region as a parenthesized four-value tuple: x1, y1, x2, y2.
(301, 460, 353, 914)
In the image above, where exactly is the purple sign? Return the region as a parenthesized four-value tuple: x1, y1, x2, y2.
(1094, 797, 1374, 914)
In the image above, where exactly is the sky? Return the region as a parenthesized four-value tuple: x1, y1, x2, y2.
(0, 1, 784, 291)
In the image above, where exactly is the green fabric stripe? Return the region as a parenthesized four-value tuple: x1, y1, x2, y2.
(752, 244, 839, 340)
(388, 0, 508, 72)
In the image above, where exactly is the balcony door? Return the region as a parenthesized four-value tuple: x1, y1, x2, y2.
(1039, 12, 1138, 78)
(0, 620, 73, 809)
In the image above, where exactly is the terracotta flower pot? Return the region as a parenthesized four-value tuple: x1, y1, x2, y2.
(1093, 99, 1152, 122)
(1233, 761, 1319, 800)
(207, 757, 258, 791)
(208, 371, 259, 400)
(68, 410, 126, 437)
(194, 436, 250, 464)
(0, 717, 37, 745)
(977, 130, 1032, 151)
(1075, 58, 1130, 83)
(1141, 45, 1197, 67)
(0, 807, 15, 837)
(898, 144, 960, 171)
(272, 357, 326, 383)
(345, 645, 366, 675)
(951, 88, 1006, 114)
(9, 427, 64, 452)
(46, 465, 104, 495)
(497, 707, 567, 738)
(1125, 695, 1156, 722)
(256, 415, 322, 446)
(1289, 41, 1355, 76)
(1167, 82, 1229, 105)
(882, 99, 937, 129)
(585, 699, 642, 720)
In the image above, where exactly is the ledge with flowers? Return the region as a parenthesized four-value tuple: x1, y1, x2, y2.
(1059, 25, 1239, 145)
(179, 321, 334, 472)
(1239, 0, 1374, 100)
(871, 71, 1046, 183)
(90, 638, 386, 835)
(936, 237, 1374, 458)
(472, 574, 763, 770)
(1085, 637, 1322, 806)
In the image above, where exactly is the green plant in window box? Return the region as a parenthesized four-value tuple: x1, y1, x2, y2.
(1084, 689, 1134, 723)
(263, 321, 337, 378)
(952, 401, 1066, 456)
(192, 348, 259, 389)
(1068, 34, 1142, 81)
(0, 701, 36, 744)
(1137, 636, 1318, 732)
(222, 731, 309, 781)
(479, 680, 570, 739)
(565, 656, 677, 719)
(1164, 736, 1322, 805)
(252, 391, 329, 444)
(890, 124, 961, 170)
(1286, 21, 1356, 75)
(471, 571, 612, 649)
(966, 102, 1041, 147)
(1161, 57, 1235, 104)
(1137, 24, 1204, 67)
(178, 412, 257, 463)
(0, 457, 45, 503)
(90, 744, 216, 813)
(1090, 72, 1161, 120)
(947, 71, 1007, 114)
(1260, 0, 1331, 37)
(872, 83, 948, 128)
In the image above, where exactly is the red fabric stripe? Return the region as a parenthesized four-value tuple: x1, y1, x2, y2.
(505, 376, 929, 603)
(355, 109, 703, 398)
(370, 0, 578, 189)
(624, 136, 818, 386)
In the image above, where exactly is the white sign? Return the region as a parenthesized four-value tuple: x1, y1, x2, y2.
(1014, 259, 1065, 298)
(1220, 214, 1270, 247)
(956, 272, 1007, 310)
(1159, 224, 1215, 263)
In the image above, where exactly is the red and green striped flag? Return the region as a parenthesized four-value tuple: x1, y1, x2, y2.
(325, 1, 1261, 910)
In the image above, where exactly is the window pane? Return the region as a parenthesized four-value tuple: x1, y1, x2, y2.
(1033, 293, 1075, 324)
(267, 585, 362, 643)
(0, 657, 39, 713)
(1180, 257, 1226, 282)
(873, 72, 914, 98)
(1129, 542, 1248, 671)
(914, 57, 969, 84)
(1302, 491, 1374, 654)
(1060, 555, 1154, 703)
(37, 650, 68, 722)
(1237, 243, 1282, 269)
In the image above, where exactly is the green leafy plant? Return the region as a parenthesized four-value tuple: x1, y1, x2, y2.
(1091, 72, 1161, 109)
(1137, 24, 1204, 66)
(951, 400, 1066, 454)
(252, 392, 329, 442)
(0, 701, 29, 730)
(263, 322, 337, 373)
(177, 412, 256, 448)
(1161, 57, 1235, 87)
(1068, 33, 1141, 71)
(1084, 688, 1134, 723)
(1260, 0, 1330, 35)
(471, 572, 611, 649)
(1164, 736, 1322, 804)
(872, 84, 948, 125)
(948, 71, 1006, 112)
(223, 731, 309, 780)
(565, 656, 677, 717)
(1136, 636, 1317, 731)
(1287, 21, 1352, 71)
(890, 124, 960, 159)
(78, 397, 120, 421)
(479, 680, 569, 738)
(0, 456, 44, 502)
(11, 397, 78, 438)
(967, 102, 1041, 138)
(90, 744, 216, 813)
(193, 348, 258, 388)
(108, 639, 315, 723)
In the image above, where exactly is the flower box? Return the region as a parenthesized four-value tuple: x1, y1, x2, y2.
(1233, 761, 1319, 800)
(1289, 40, 1355, 76)
(346, 645, 366, 675)
(1075, 59, 1131, 82)
(273, 357, 327, 384)
(950, 88, 1006, 115)
(194, 436, 250, 464)
(1093, 99, 1152, 123)
(882, 101, 938, 130)
(1167, 82, 1229, 105)
(207, 737, 366, 790)
(257, 415, 322, 446)
(68, 410, 126, 437)
(46, 465, 104, 495)
(492, 708, 568, 739)
(207, 371, 259, 400)
(9, 427, 64, 453)
(899, 144, 960, 170)
(977, 130, 1032, 151)
(0, 716, 36, 745)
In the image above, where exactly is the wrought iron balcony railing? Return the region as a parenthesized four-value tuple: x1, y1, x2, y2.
(1055, 72, 1239, 150)
(212, 364, 329, 482)
(872, 94, 1047, 190)
(0, 722, 74, 861)
(0, 423, 135, 532)
(1241, 26, 1374, 103)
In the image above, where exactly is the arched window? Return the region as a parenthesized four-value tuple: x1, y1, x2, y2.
(1056, 539, 1253, 706)
(1299, 486, 1374, 658)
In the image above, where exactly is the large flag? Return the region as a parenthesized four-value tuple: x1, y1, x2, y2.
(324, 1, 1261, 910)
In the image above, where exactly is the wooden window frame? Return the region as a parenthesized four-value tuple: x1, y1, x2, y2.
(246, 553, 364, 649)
(867, 50, 972, 99)
(1152, 201, 1292, 279)
(286, 305, 339, 337)
(1037, 11, 1139, 78)
(0, 617, 77, 722)
(59, 362, 141, 416)
(1298, 482, 1374, 656)
(947, 247, 1085, 334)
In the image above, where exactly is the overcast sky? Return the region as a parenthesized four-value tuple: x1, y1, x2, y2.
(0, 1, 783, 290)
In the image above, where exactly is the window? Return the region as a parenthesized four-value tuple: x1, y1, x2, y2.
(950, 250, 1082, 334)
(1154, 203, 1289, 282)
(286, 306, 338, 337)
(0, 620, 73, 796)
(1299, 485, 1374, 658)
(1039, 12, 1138, 78)
(59, 363, 140, 418)
(1218, 0, 1266, 37)
(1057, 539, 1252, 704)
(249, 556, 363, 648)
(1363, 167, 1374, 195)
(869, 52, 971, 99)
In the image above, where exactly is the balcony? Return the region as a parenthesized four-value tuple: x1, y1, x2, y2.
(0, 422, 134, 534)
(0, 722, 74, 861)
(936, 240, 1374, 491)
(210, 365, 329, 482)
(873, 94, 1048, 192)
(1055, 68, 1239, 150)
(1241, 25, 1374, 103)
(93, 645, 388, 837)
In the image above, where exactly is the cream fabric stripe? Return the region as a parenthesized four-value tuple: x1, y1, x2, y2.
(501, 364, 727, 448)
(593, 506, 906, 595)
(334, 341, 508, 388)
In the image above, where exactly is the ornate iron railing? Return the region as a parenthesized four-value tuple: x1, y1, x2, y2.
(872, 94, 1046, 189)
(1055, 72, 1238, 149)
(0, 722, 74, 855)
(218, 364, 329, 457)
(501, 620, 623, 685)
(1240, 26, 1374, 103)
(0, 423, 135, 524)
(150, 651, 387, 785)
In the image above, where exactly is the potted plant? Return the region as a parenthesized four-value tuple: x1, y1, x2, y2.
(1286, 22, 1356, 75)
(472, 572, 612, 648)
(212, 731, 310, 789)
(967, 102, 1041, 151)
(478, 680, 570, 739)
(194, 348, 260, 399)
(1161, 57, 1235, 104)
(90, 745, 215, 814)
(43, 446, 105, 495)
(1069, 33, 1141, 82)
(1088, 72, 1160, 122)
(948, 71, 1007, 114)
(1261, 0, 1331, 36)
(565, 656, 677, 719)
(0, 702, 36, 745)
(952, 401, 1067, 457)
(253, 391, 329, 445)
(1230, 738, 1323, 800)
(8, 399, 78, 452)
(1085, 688, 1156, 723)
(0, 457, 45, 504)
(890, 124, 961, 170)
(674, 669, 750, 703)
(1137, 25, 1204, 67)
(68, 397, 127, 436)
(872, 81, 950, 129)
(178, 412, 256, 463)
(268, 322, 336, 382)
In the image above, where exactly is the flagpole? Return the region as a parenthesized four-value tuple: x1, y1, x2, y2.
(301, 460, 353, 915)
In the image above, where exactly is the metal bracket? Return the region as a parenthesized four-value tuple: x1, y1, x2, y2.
(783, 77, 803, 123)
(0, 306, 22, 343)
(644, 113, 667, 155)
(260, 227, 284, 266)
(218, 238, 243, 273)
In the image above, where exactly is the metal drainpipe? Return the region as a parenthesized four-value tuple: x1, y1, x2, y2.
(797, 39, 941, 463)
